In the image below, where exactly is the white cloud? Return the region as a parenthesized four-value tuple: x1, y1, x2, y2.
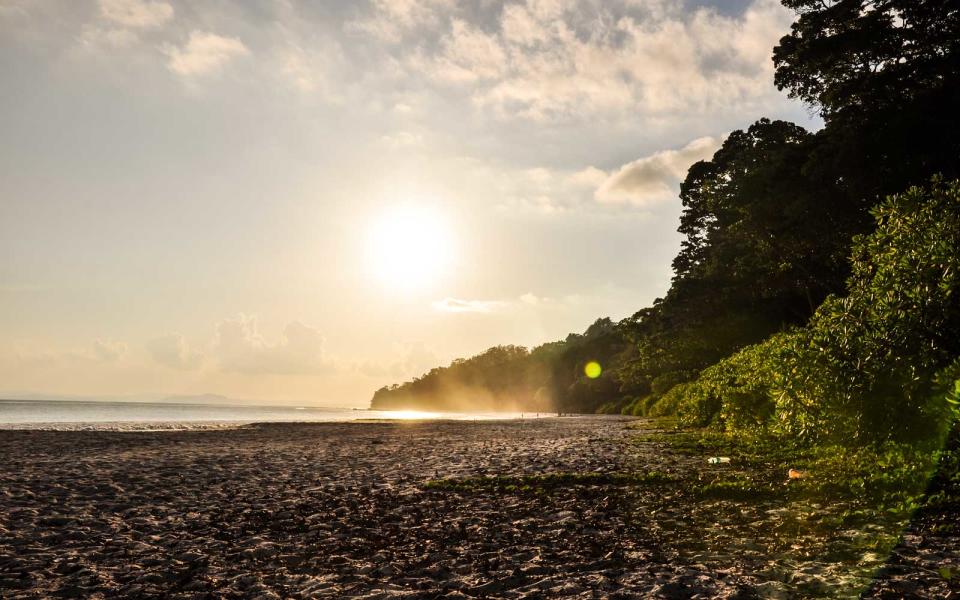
(164, 31, 249, 77)
(281, 45, 319, 92)
(214, 315, 334, 375)
(432, 293, 560, 313)
(423, 18, 507, 83)
(349, 0, 456, 43)
(519, 292, 551, 305)
(275, 37, 344, 97)
(567, 166, 608, 188)
(98, 0, 172, 29)
(146, 333, 203, 370)
(595, 135, 723, 206)
(92, 338, 127, 362)
(375, 0, 793, 123)
(431, 297, 506, 313)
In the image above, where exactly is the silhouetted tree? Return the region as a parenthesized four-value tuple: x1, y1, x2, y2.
(774, 0, 960, 202)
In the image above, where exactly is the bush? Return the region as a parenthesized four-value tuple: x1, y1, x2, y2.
(655, 382, 717, 425)
(797, 179, 960, 442)
(650, 372, 693, 396)
(659, 330, 803, 432)
(660, 179, 960, 444)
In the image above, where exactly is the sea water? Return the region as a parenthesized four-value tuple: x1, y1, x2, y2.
(0, 399, 541, 430)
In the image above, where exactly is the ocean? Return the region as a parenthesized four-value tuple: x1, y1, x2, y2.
(0, 399, 541, 430)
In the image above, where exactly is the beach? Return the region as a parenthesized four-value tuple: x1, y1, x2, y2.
(0, 417, 956, 598)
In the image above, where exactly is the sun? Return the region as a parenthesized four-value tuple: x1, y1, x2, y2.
(366, 205, 454, 291)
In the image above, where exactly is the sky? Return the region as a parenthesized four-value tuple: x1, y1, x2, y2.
(0, 0, 817, 406)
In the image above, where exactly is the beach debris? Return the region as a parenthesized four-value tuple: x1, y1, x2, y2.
(707, 457, 731, 464)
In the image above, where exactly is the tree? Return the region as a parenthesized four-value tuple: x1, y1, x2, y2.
(674, 119, 860, 314)
(774, 0, 960, 117)
(678, 179, 960, 442)
(370, 319, 634, 414)
(620, 119, 866, 400)
(774, 0, 960, 202)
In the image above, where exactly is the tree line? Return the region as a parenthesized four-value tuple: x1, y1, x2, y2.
(372, 0, 960, 444)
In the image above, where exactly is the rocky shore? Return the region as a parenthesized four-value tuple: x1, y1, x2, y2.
(0, 417, 957, 598)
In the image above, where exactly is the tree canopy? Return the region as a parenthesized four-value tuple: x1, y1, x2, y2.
(774, 0, 960, 203)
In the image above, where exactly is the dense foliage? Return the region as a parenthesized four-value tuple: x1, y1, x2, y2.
(370, 318, 629, 413)
(616, 118, 867, 411)
(372, 0, 960, 446)
(773, 0, 960, 204)
(663, 180, 960, 443)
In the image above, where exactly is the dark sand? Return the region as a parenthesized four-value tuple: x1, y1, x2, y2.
(0, 417, 957, 598)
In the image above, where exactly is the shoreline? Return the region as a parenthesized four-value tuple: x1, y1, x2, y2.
(0, 399, 556, 431)
(0, 414, 562, 432)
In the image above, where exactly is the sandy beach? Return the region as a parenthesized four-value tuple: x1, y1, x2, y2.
(0, 417, 957, 599)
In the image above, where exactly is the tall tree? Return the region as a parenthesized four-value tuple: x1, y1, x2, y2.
(674, 119, 859, 315)
(622, 119, 863, 395)
(774, 0, 960, 201)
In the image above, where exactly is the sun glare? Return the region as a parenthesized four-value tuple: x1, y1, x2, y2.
(382, 409, 442, 420)
(366, 205, 454, 291)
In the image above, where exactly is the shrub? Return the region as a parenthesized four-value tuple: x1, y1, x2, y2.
(797, 179, 960, 442)
(657, 382, 718, 426)
(666, 179, 960, 443)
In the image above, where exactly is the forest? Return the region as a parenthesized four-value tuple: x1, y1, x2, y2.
(371, 0, 960, 446)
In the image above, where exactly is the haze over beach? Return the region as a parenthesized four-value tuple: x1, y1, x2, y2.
(3, 1, 960, 598)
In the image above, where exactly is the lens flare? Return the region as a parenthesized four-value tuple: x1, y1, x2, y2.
(584, 361, 602, 379)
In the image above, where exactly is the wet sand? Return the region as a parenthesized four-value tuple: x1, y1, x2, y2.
(0, 417, 957, 598)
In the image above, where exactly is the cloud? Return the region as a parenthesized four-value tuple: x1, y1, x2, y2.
(92, 338, 127, 362)
(358, 341, 439, 379)
(567, 166, 608, 189)
(433, 292, 561, 314)
(467, 160, 581, 214)
(595, 135, 723, 206)
(2, 338, 130, 367)
(431, 298, 506, 313)
(280, 45, 318, 92)
(420, 18, 507, 83)
(275, 36, 345, 97)
(214, 315, 334, 375)
(146, 333, 203, 370)
(379, 131, 424, 148)
(519, 292, 551, 305)
(164, 31, 249, 76)
(366, 0, 793, 123)
(349, 0, 456, 43)
(79, 26, 139, 49)
(98, 0, 172, 29)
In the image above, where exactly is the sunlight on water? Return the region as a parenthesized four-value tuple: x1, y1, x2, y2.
(0, 400, 549, 430)
(379, 409, 445, 420)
